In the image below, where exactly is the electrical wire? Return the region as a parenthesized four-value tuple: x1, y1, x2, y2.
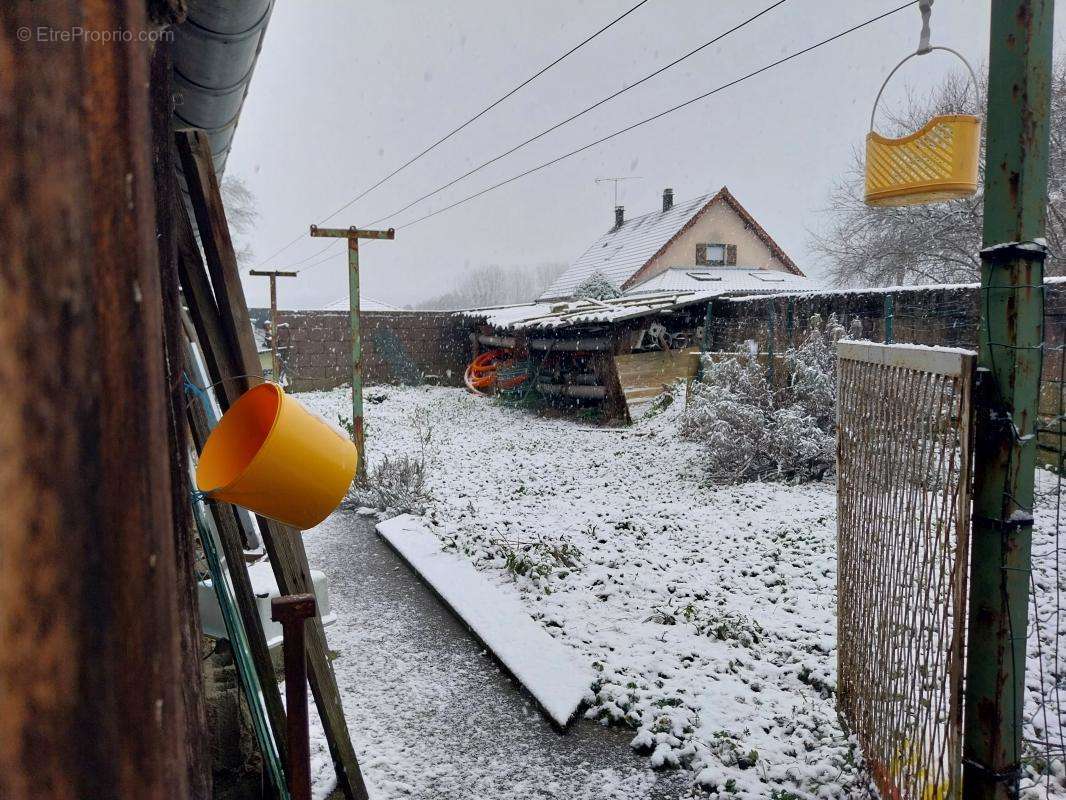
(255, 0, 653, 269)
(364, 0, 791, 228)
(303, 0, 917, 298)
(388, 1, 919, 235)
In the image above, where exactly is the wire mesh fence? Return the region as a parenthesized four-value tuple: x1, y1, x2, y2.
(702, 280, 1066, 792)
(836, 340, 975, 800)
(1025, 280, 1066, 795)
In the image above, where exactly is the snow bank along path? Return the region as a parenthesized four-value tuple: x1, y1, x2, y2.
(377, 513, 593, 728)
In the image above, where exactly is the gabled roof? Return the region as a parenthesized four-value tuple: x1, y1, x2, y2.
(539, 186, 801, 301)
(625, 266, 815, 295)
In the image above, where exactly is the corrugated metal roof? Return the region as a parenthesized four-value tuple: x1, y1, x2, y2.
(539, 192, 717, 301)
(462, 290, 720, 331)
(627, 266, 815, 295)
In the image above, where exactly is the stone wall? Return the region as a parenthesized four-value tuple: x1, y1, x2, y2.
(266, 309, 471, 393)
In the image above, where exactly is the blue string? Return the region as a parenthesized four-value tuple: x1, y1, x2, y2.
(183, 372, 212, 407)
(190, 489, 208, 504)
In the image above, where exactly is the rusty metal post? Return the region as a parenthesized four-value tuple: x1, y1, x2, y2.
(249, 270, 297, 381)
(963, 1, 1055, 798)
(272, 594, 318, 800)
(308, 225, 395, 478)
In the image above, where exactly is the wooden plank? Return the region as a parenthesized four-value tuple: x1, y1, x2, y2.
(152, 37, 210, 798)
(176, 195, 243, 411)
(177, 130, 368, 800)
(378, 515, 593, 729)
(175, 128, 262, 390)
(837, 340, 976, 377)
(614, 350, 700, 422)
(0, 3, 189, 796)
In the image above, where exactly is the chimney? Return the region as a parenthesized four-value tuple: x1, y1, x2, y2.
(614, 205, 624, 228)
(663, 188, 674, 212)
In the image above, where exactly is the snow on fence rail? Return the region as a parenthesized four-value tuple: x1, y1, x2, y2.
(836, 341, 976, 800)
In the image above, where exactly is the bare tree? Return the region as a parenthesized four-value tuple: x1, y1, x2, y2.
(811, 60, 1066, 286)
(416, 262, 567, 309)
(220, 174, 259, 269)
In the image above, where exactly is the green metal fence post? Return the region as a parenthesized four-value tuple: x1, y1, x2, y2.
(884, 293, 894, 344)
(963, 2, 1054, 798)
(698, 300, 714, 380)
(766, 300, 776, 385)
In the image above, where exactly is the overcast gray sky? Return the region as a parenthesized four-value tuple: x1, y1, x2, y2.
(227, 0, 1062, 310)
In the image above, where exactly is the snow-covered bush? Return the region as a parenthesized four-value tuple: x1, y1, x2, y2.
(573, 271, 622, 300)
(344, 406, 433, 514)
(346, 454, 431, 514)
(682, 316, 843, 484)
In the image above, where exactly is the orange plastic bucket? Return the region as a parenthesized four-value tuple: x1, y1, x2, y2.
(196, 383, 357, 529)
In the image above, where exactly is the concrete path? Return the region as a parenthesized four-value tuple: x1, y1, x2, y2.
(304, 511, 692, 800)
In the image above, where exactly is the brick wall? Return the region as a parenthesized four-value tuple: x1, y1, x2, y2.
(265, 309, 471, 393)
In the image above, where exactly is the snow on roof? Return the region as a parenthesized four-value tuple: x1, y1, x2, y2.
(539, 192, 718, 301)
(626, 266, 816, 295)
(461, 290, 720, 331)
(723, 275, 1066, 304)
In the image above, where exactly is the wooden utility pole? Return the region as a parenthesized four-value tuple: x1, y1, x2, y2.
(0, 2, 191, 798)
(308, 225, 395, 476)
(249, 269, 297, 380)
(963, 1, 1055, 798)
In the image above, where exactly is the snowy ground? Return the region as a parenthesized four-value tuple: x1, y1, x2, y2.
(296, 384, 1066, 799)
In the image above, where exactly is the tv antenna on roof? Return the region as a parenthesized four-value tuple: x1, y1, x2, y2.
(595, 176, 643, 207)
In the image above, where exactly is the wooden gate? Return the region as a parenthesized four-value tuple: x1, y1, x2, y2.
(836, 341, 975, 799)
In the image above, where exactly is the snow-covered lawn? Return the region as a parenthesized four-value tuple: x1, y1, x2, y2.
(298, 384, 1065, 799)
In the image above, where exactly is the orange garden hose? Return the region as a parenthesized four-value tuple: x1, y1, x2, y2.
(464, 349, 530, 394)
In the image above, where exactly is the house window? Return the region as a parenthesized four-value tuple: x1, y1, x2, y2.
(696, 243, 737, 266)
(686, 272, 722, 281)
(751, 271, 784, 283)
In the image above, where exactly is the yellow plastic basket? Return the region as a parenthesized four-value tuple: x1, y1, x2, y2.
(864, 47, 981, 207)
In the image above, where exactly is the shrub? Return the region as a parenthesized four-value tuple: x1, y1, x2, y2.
(573, 271, 622, 300)
(682, 316, 844, 484)
(345, 454, 431, 514)
(344, 407, 433, 514)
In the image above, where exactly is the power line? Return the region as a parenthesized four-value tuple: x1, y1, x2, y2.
(390, 1, 918, 235)
(301, 0, 914, 285)
(294, 246, 343, 274)
(256, 0, 653, 269)
(365, 0, 790, 228)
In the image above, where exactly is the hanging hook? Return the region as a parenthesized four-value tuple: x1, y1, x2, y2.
(917, 0, 933, 54)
